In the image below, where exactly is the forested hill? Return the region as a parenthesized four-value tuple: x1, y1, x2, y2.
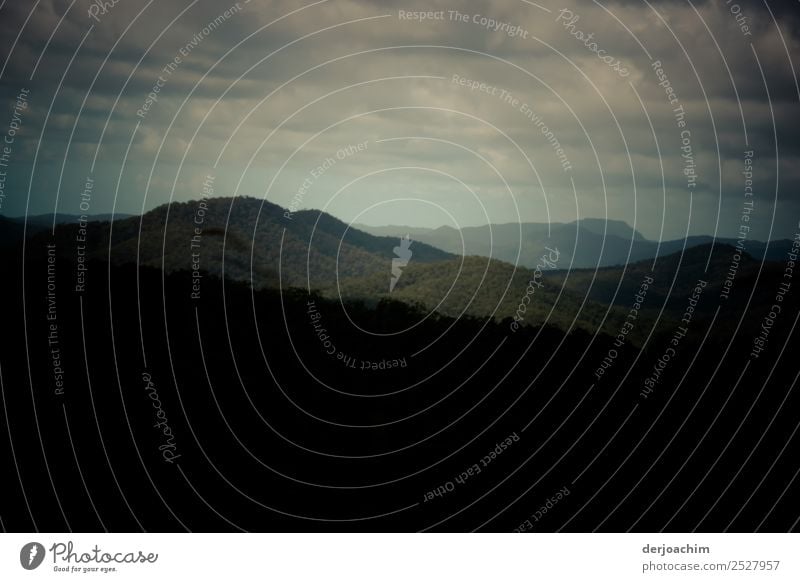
(34, 196, 454, 290)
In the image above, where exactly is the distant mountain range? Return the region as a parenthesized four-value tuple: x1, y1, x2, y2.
(6, 209, 792, 270)
(5, 199, 795, 344)
(355, 220, 794, 268)
(5, 212, 133, 227)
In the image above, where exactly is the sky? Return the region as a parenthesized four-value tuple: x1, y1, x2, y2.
(0, 0, 799, 240)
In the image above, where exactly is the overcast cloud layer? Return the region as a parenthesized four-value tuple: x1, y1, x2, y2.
(1, 0, 798, 239)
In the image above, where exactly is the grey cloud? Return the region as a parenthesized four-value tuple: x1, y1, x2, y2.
(0, 0, 797, 240)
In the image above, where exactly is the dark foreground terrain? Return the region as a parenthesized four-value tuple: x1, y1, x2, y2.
(1, 205, 799, 531)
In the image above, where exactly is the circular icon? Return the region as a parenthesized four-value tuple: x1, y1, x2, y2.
(19, 542, 45, 570)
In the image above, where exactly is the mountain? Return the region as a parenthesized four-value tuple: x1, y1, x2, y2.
(14, 209, 792, 271)
(334, 233, 799, 346)
(354, 221, 792, 268)
(354, 219, 648, 268)
(24, 197, 635, 339)
(37, 197, 454, 290)
(335, 252, 640, 339)
(573, 218, 646, 241)
(21, 198, 796, 346)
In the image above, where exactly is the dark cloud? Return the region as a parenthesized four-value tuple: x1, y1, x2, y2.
(0, 0, 798, 240)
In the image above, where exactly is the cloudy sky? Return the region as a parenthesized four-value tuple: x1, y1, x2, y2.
(1, 0, 798, 240)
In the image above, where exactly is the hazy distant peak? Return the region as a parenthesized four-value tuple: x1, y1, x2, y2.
(570, 218, 646, 241)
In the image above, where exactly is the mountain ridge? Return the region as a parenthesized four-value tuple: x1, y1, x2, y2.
(355, 221, 793, 268)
